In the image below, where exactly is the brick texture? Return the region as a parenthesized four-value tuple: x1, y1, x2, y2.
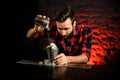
(37, 0, 120, 65)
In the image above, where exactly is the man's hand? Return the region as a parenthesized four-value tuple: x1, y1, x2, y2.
(54, 53, 68, 65)
(34, 15, 50, 31)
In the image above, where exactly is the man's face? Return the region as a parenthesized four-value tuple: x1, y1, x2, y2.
(56, 18, 73, 38)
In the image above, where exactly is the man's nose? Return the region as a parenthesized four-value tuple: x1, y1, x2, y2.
(61, 30, 67, 35)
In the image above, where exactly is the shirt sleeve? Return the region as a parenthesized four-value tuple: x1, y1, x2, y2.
(81, 26, 92, 60)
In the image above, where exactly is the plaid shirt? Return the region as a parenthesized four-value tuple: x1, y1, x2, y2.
(33, 23, 92, 59)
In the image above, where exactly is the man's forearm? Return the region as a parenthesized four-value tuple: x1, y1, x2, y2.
(67, 54, 88, 64)
(27, 28, 37, 38)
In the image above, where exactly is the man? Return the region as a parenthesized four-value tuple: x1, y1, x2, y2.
(26, 6, 92, 65)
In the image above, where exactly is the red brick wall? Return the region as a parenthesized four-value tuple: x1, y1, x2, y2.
(37, 0, 120, 65)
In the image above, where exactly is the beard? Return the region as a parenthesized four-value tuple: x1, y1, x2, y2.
(62, 35, 68, 38)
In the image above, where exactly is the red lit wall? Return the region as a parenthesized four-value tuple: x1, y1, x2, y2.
(37, 0, 120, 65)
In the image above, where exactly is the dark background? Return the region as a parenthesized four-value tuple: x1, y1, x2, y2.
(14, 0, 120, 66)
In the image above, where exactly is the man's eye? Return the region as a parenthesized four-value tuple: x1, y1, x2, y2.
(58, 28, 69, 30)
(64, 28, 69, 30)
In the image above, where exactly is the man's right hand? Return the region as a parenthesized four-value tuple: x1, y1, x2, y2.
(27, 15, 50, 38)
(34, 15, 50, 32)
(33, 24, 45, 33)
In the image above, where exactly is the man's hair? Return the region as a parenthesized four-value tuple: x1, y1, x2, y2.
(54, 6, 75, 24)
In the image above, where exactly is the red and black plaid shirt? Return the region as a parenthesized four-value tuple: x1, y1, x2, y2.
(33, 23, 92, 59)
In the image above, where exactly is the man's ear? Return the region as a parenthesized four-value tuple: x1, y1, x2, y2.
(73, 21, 76, 27)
